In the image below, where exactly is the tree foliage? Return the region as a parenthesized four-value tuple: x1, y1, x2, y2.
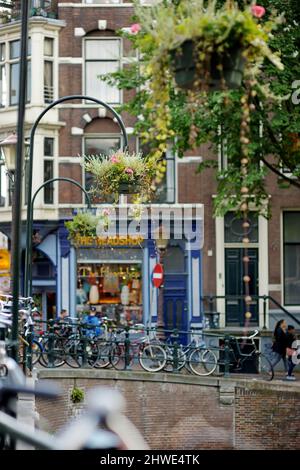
(103, 0, 300, 216)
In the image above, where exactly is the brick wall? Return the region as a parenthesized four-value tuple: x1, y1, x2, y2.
(36, 371, 300, 450)
(235, 386, 300, 449)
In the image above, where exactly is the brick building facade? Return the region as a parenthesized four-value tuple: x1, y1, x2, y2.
(0, 1, 299, 336)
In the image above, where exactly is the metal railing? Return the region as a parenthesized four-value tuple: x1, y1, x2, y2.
(201, 294, 300, 329)
(13, 320, 274, 381)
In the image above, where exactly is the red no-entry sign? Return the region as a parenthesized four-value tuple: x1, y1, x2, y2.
(152, 263, 164, 288)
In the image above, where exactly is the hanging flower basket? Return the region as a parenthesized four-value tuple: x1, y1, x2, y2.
(83, 150, 155, 202)
(171, 40, 245, 90)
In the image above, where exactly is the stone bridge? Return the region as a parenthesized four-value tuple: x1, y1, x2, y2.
(36, 369, 300, 450)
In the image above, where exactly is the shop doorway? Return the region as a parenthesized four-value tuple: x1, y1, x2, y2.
(163, 245, 188, 342)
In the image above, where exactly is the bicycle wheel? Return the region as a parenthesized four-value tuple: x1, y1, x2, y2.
(139, 343, 167, 372)
(30, 340, 43, 366)
(110, 343, 134, 370)
(163, 346, 186, 372)
(256, 353, 274, 381)
(189, 348, 217, 376)
(93, 340, 111, 369)
(64, 339, 83, 368)
(40, 338, 65, 368)
(87, 340, 99, 367)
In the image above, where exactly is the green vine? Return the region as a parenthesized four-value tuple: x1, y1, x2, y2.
(70, 386, 84, 404)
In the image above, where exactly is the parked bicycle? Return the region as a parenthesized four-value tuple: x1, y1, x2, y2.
(0, 304, 148, 450)
(200, 330, 274, 380)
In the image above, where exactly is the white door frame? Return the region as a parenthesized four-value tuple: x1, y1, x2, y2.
(215, 215, 268, 328)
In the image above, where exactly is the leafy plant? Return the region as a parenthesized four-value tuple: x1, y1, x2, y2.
(65, 212, 98, 241)
(70, 386, 84, 404)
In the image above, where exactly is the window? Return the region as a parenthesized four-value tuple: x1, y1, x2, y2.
(139, 141, 175, 203)
(9, 39, 31, 106)
(85, 38, 121, 104)
(283, 212, 300, 305)
(218, 124, 228, 171)
(0, 162, 7, 207)
(44, 137, 54, 204)
(84, 136, 120, 196)
(224, 212, 259, 244)
(85, 1, 121, 4)
(44, 37, 54, 103)
(0, 38, 32, 107)
(76, 261, 142, 322)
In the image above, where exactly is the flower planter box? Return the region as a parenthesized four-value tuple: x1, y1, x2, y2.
(171, 40, 245, 90)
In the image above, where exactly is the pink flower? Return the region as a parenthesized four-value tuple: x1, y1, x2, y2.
(124, 167, 134, 176)
(130, 23, 141, 34)
(110, 155, 120, 163)
(102, 209, 110, 216)
(251, 5, 266, 18)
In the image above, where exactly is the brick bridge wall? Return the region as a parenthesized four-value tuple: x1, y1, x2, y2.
(35, 370, 300, 450)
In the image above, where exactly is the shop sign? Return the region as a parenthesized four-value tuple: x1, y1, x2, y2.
(0, 249, 10, 273)
(74, 235, 144, 247)
(152, 263, 164, 288)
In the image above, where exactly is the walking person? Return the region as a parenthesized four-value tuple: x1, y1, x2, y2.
(270, 319, 288, 376)
(285, 325, 297, 381)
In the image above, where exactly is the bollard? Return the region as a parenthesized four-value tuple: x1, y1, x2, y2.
(26, 323, 34, 373)
(172, 329, 180, 373)
(81, 329, 88, 368)
(224, 335, 230, 378)
(47, 319, 55, 368)
(263, 296, 267, 330)
(124, 326, 131, 370)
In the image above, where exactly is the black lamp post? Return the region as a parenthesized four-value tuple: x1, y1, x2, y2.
(156, 227, 169, 338)
(0, 1, 30, 362)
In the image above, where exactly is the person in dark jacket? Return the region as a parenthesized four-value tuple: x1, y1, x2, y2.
(270, 319, 288, 373)
(285, 325, 297, 381)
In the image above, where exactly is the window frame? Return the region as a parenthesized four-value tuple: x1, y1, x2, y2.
(43, 36, 54, 104)
(283, 210, 300, 307)
(43, 136, 55, 205)
(83, 36, 122, 106)
(0, 37, 31, 108)
(82, 133, 122, 204)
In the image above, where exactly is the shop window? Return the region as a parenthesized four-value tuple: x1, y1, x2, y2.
(76, 262, 142, 324)
(84, 38, 121, 105)
(283, 211, 300, 305)
(32, 251, 55, 279)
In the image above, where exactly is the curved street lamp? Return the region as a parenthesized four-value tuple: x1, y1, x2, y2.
(24, 95, 128, 298)
(27, 177, 92, 296)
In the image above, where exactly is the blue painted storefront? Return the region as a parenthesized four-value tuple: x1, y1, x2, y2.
(26, 215, 204, 334)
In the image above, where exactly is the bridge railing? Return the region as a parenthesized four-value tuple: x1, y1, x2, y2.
(12, 320, 274, 381)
